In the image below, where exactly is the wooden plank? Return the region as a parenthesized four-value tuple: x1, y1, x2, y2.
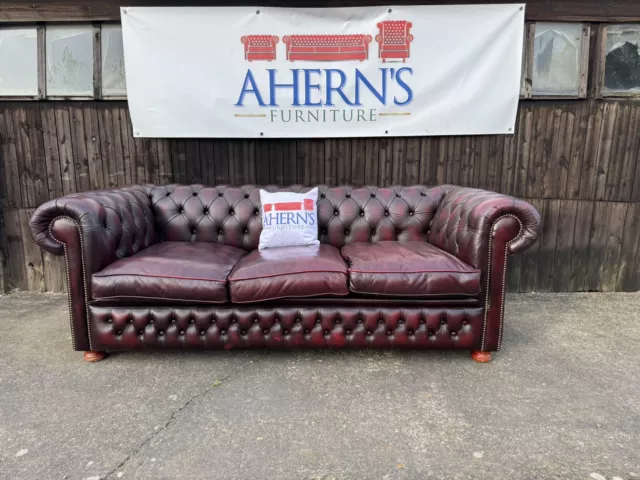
(147, 138, 160, 185)
(378, 137, 391, 186)
(54, 106, 78, 194)
(486, 135, 502, 192)
(568, 200, 595, 292)
(549, 107, 571, 199)
(24, 104, 49, 205)
(351, 138, 366, 186)
(599, 202, 628, 292)
(309, 139, 324, 184)
(119, 106, 134, 184)
(18, 208, 45, 292)
(459, 136, 475, 187)
(3, 208, 27, 291)
(297, 140, 312, 186)
(242, 139, 257, 184)
(157, 139, 172, 185)
(228, 140, 243, 185)
(213, 140, 230, 185)
(585, 202, 608, 291)
(12, 105, 37, 207)
(336, 139, 351, 185)
(110, 107, 128, 185)
(552, 200, 578, 292)
(184, 140, 201, 185)
(6, 1, 640, 23)
(513, 104, 533, 197)
(578, 100, 605, 200)
(268, 140, 284, 185)
(616, 203, 640, 292)
(519, 197, 544, 292)
(526, 104, 549, 198)
(323, 139, 338, 186)
(364, 138, 380, 185)
(603, 103, 631, 201)
(0, 106, 22, 207)
(81, 104, 106, 189)
(607, 104, 640, 201)
(594, 102, 618, 200)
(445, 137, 462, 185)
(170, 139, 187, 185)
(41, 251, 66, 293)
(506, 253, 521, 294)
(565, 101, 588, 199)
(535, 199, 560, 292)
(254, 141, 270, 185)
(283, 140, 297, 185)
(417, 137, 436, 186)
(390, 138, 405, 185)
(68, 104, 91, 192)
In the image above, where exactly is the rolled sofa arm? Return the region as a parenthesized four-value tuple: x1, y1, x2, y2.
(29, 185, 158, 351)
(427, 185, 541, 270)
(428, 186, 541, 352)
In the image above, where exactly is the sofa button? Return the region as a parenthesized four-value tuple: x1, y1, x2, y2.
(254, 209, 259, 215)
(384, 211, 389, 216)
(178, 207, 184, 213)
(241, 330, 247, 335)
(200, 331, 206, 336)
(149, 319, 154, 324)
(283, 330, 289, 335)
(320, 193, 326, 198)
(371, 229, 376, 235)
(231, 318, 237, 324)
(370, 193, 375, 198)
(158, 331, 164, 336)
(192, 191, 198, 196)
(295, 318, 301, 324)
(387, 330, 393, 336)
(316, 318, 321, 325)
(322, 229, 327, 234)
(408, 329, 414, 335)
(243, 229, 248, 234)
(366, 330, 372, 335)
(253, 318, 259, 324)
(217, 229, 222, 235)
(396, 229, 401, 234)
(166, 191, 171, 196)
(116, 330, 122, 335)
(244, 194, 250, 199)
(107, 318, 113, 324)
(220, 330, 226, 335)
(139, 330, 144, 335)
(229, 209, 234, 215)
(218, 192, 224, 197)
(377, 319, 384, 325)
(419, 320, 425, 325)
(189, 318, 195, 324)
(360, 211, 364, 216)
(344, 230, 349, 235)
(440, 319, 446, 325)
(409, 211, 414, 216)
(357, 319, 363, 325)
(203, 209, 209, 215)
(462, 320, 468, 325)
(191, 228, 196, 234)
(324, 330, 330, 336)
(304, 329, 310, 334)
(263, 329, 269, 335)
(451, 331, 457, 337)
(128, 318, 134, 324)
(398, 319, 404, 325)
(179, 330, 184, 335)
(334, 210, 339, 216)
(421, 192, 426, 196)
(346, 329, 352, 335)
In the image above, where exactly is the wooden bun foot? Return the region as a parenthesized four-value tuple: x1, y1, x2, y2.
(83, 351, 107, 363)
(470, 350, 492, 363)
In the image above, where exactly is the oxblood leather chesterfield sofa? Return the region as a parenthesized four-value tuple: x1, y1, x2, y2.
(29, 185, 540, 363)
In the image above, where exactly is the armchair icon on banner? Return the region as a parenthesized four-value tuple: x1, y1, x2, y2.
(241, 35, 279, 61)
(376, 20, 413, 63)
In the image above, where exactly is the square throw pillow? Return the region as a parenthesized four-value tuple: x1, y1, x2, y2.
(259, 188, 320, 250)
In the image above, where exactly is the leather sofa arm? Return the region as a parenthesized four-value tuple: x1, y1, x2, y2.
(427, 185, 541, 270)
(30, 185, 158, 274)
(29, 185, 158, 352)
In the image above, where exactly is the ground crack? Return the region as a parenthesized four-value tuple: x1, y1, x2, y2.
(102, 354, 262, 479)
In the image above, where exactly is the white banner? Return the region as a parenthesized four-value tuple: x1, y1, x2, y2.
(121, 5, 524, 138)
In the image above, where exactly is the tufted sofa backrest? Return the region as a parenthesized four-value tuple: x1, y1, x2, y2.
(147, 184, 448, 251)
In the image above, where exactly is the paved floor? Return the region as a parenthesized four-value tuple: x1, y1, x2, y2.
(0, 292, 639, 480)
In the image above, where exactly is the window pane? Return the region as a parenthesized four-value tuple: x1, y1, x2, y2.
(46, 25, 93, 96)
(101, 24, 126, 96)
(605, 24, 640, 94)
(0, 27, 38, 96)
(532, 22, 582, 96)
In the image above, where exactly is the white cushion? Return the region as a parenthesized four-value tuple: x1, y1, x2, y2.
(258, 188, 320, 250)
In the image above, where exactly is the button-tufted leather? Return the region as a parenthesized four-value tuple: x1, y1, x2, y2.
(229, 245, 349, 303)
(342, 241, 481, 297)
(92, 242, 245, 303)
(29, 183, 541, 355)
(90, 305, 483, 351)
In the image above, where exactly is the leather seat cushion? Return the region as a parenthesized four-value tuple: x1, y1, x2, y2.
(341, 241, 481, 297)
(92, 242, 246, 303)
(229, 245, 349, 303)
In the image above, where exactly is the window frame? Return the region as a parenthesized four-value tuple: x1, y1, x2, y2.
(0, 23, 45, 100)
(594, 23, 640, 99)
(521, 21, 591, 100)
(98, 22, 127, 100)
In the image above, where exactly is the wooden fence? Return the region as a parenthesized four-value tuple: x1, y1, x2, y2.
(1, 100, 639, 293)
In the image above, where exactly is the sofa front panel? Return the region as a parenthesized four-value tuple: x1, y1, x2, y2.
(89, 306, 484, 351)
(148, 185, 448, 250)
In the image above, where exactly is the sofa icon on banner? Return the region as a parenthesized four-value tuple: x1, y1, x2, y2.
(240, 21, 412, 63)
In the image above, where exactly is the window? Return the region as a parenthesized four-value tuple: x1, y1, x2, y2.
(0, 27, 38, 97)
(521, 22, 589, 98)
(604, 24, 640, 95)
(101, 24, 126, 97)
(46, 25, 94, 97)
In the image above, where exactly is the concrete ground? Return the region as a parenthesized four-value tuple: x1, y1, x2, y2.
(0, 292, 639, 480)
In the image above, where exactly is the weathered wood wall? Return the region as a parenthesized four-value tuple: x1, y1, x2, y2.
(1, 100, 639, 293)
